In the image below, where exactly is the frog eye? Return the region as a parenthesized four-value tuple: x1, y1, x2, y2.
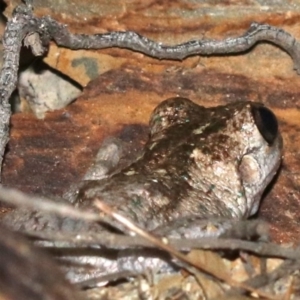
(251, 105, 278, 144)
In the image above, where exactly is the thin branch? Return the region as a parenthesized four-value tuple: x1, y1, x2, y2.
(19, 227, 300, 262)
(49, 22, 300, 72)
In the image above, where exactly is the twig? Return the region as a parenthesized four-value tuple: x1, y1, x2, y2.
(47, 21, 300, 69)
(23, 227, 300, 262)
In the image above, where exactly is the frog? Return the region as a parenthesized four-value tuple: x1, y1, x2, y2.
(1, 97, 283, 284)
(74, 97, 283, 226)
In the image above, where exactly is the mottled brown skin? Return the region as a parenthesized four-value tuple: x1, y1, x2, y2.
(76, 97, 283, 230)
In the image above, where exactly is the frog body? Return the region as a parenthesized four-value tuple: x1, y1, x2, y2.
(76, 97, 282, 230)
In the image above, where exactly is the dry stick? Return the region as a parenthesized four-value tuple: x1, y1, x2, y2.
(0, 4, 51, 179)
(48, 20, 300, 68)
(94, 199, 280, 300)
(25, 228, 300, 262)
(1, 4, 300, 180)
(0, 6, 33, 179)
